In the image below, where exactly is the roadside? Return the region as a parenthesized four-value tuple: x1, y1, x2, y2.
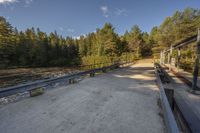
(0, 67, 79, 88)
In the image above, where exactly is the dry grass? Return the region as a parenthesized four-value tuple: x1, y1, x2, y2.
(0, 67, 79, 88)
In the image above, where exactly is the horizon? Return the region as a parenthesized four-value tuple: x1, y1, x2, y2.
(0, 0, 200, 37)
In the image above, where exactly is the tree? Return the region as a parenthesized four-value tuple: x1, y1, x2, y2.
(78, 35, 87, 57)
(0, 17, 15, 67)
(141, 32, 152, 57)
(127, 25, 144, 58)
(66, 37, 80, 65)
(36, 28, 49, 66)
(96, 23, 120, 57)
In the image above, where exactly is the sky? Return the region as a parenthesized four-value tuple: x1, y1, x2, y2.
(0, 0, 200, 38)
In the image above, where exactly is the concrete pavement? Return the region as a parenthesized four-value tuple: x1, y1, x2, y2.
(0, 61, 165, 133)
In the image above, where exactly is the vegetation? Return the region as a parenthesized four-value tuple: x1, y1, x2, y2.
(150, 7, 200, 72)
(150, 8, 200, 58)
(0, 7, 200, 69)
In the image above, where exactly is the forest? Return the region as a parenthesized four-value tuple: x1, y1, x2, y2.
(0, 7, 200, 69)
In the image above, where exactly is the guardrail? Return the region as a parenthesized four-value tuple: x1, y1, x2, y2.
(154, 63, 180, 133)
(0, 61, 133, 98)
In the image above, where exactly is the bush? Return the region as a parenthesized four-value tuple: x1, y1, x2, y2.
(81, 56, 112, 70)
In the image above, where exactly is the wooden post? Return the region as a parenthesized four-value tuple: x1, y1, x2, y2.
(161, 51, 164, 65)
(192, 28, 200, 91)
(177, 48, 181, 71)
(169, 45, 173, 71)
(163, 50, 166, 65)
(126, 52, 128, 64)
(160, 51, 162, 64)
(90, 72, 95, 77)
(69, 78, 75, 84)
(168, 52, 170, 65)
(102, 68, 107, 73)
(30, 87, 44, 97)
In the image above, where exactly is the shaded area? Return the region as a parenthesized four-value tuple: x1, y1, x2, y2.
(162, 67, 200, 133)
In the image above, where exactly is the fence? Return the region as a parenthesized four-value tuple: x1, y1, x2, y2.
(154, 63, 180, 133)
(0, 60, 134, 98)
(160, 29, 200, 92)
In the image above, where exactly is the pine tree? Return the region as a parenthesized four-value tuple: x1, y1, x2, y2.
(127, 25, 144, 58)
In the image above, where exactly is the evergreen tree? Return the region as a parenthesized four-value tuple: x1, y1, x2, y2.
(96, 23, 120, 57)
(0, 17, 15, 67)
(127, 25, 144, 58)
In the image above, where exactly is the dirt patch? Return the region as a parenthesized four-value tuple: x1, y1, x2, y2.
(0, 67, 79, 88)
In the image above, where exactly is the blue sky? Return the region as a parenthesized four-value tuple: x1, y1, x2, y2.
(0, 0, 200, 37)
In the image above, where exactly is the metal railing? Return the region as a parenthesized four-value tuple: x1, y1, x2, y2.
(0, 61, 134, 98)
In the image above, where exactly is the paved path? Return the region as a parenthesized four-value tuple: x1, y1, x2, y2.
(0, 61, 165, 133)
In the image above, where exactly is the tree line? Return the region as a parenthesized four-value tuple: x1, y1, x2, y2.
(0, 7, 200, 68)
(0, 18, 152, 68)
(149, 7, 200, 58)
(150, 7, 200, 72)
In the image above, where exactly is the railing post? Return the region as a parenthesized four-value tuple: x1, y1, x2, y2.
(177, 48, 181, 71)
(192, 28, 200, 92)
(160, 51, 163, 64)
(168, 52, 170, 65)
(169, 45, 173, 71)
(160, 50, 164, 65)
(163, 50, 166, 65)
(126, 52, 128, 64)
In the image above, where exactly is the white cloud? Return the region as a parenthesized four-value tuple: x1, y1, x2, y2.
(100, 5, 109, 18)
(0, 0, 33, 7)
(74, 36, 80, 40)
(100, 6, 108, 13)
(100, 5, 128, 18)
(24, 0, 33, 7)
(115, 9, 128, 16)
(0, 0, 17, 4)
(67, 28, 75, 33)
(25, 0, 32, 4)
(59, 27, 64, 31)
(73, 34, 86, 40)
(58, 27, 75, 33)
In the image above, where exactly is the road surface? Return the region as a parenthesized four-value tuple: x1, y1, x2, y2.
(0, 60, 165, 133)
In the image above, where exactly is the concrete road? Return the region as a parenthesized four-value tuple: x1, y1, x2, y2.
(0, 61, 165, 133)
